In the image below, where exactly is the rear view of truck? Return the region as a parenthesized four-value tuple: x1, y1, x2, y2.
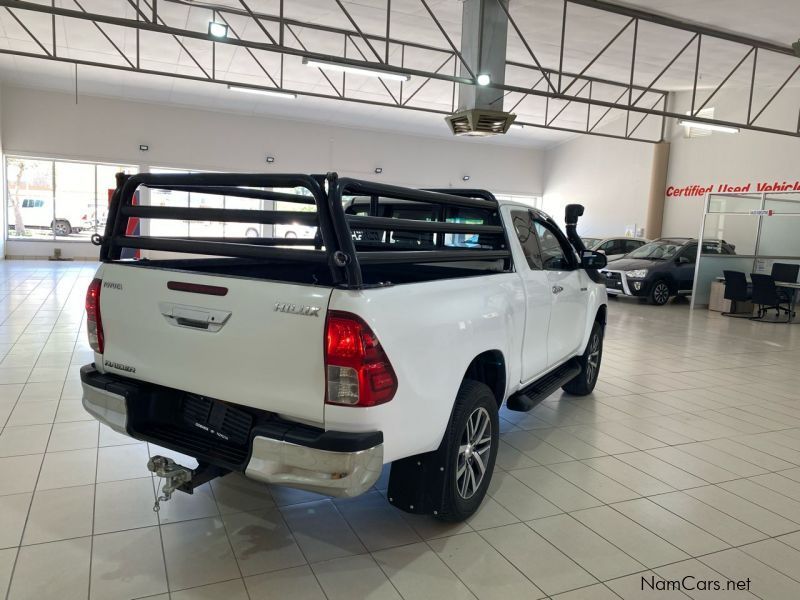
(81, 171, 512, 514)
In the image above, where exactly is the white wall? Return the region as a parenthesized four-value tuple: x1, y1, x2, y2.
(542, 134, 654, 235)
(541, 86, 800, 243)
(662, 88, 800, 237)
(0, 85, 544, 259)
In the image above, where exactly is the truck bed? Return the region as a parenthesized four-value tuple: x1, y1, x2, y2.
(123, 257, 506, 287)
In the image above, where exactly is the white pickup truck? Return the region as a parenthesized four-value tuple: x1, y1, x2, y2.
(81, 172, 607, 521)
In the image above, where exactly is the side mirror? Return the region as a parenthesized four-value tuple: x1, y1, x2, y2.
(581, 250, 607, 270)
(678, 256, 691, 264)
(596, 249, 606, 255)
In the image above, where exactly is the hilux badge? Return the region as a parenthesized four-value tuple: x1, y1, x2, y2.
(274, 302, 320, 317)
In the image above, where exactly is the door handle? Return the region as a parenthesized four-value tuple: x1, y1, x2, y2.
(552, 285, 564, 294)
(159, 302, 231, 333)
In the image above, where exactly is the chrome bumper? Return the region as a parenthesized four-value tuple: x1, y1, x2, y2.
(83, 383, 128, 435)
(246, 436, 383, 498)
(81, 379, 383, 498)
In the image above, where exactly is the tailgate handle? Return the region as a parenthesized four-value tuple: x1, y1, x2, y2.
(159, 302, 231, 333)
(175, 316, 211, 330)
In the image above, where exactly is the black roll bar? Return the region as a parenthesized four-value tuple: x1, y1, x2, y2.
(101, 171, 513, 288)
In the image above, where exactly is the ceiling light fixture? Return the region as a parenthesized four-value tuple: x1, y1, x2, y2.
(208, 21, 228, 38)
(302, 58, 410, 82)
(266, 156, 275, 163)
(678, 119, 739, 134)
(462, 175, 471, 181)
(374, 167, 383, 174)
(227, 85, 297, 99)
(476, 73, 491, 86)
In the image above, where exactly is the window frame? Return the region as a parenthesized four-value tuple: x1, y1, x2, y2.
(5, 154, 137, 243)
(531, 215, 577, 271)
(511, 209, 544, 271)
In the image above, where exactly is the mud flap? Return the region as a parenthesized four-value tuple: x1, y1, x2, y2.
(387, 448, 449, 515)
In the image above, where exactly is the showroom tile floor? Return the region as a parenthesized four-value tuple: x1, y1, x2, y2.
(0, 261, 799, 600)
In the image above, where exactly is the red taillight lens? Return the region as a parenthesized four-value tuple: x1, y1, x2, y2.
(85, 278, 104, 353)
(325, 311, 397, 407)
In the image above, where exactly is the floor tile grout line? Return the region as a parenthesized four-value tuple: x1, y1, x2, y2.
(2, 270, 90, 600)
(697, 478, 800, 528)
(507, 420, 800, 472)
(206, 482, 252, 600)
(274, 508, 332, 600)
(86, 411, 101, 600)
(734, 538, 800, 586)
(484, 517, 604, 595)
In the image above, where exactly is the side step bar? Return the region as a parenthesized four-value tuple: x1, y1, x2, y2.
(506, 358, 582, 412)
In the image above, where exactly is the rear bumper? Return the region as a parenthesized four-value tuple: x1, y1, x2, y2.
(80, 364, 383, 497)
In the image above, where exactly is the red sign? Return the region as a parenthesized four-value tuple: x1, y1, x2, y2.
(667, 180, 800, 197)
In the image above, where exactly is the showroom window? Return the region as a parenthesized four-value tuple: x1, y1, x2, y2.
(146, 168, 316, 240)
(5, 156, 137, 241)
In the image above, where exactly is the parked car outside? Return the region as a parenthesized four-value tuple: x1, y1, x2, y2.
(582, 236, 649, 262)
(601, 238, 736, 305)
(14, 197, 96, 235)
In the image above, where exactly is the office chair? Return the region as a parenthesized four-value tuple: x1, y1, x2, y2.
(771, 263, 800, 284)
(722, 270, 752, 317)
(750, 273, 793, 322)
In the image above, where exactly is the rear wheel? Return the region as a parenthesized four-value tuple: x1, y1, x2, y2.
(562, 320, 603, 395)
(53, 220, 71, 236)
(649, 280, 671, 305)
(435, 380, 499, 522)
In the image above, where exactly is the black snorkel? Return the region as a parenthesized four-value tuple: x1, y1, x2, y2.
(565, 204, 587, 254)
(565, 203, 606, 282)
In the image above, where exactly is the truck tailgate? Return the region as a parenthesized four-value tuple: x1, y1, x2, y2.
(96, 264, 331, 424)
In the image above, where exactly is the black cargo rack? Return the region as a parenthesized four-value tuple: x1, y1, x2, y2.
(99, 171, 512, 288)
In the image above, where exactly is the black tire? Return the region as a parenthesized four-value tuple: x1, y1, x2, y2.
(435, 380, 499, 522)
(649, 279, 671, 306)
(53, 220, 71, 236)
(562, 320, 604, 395)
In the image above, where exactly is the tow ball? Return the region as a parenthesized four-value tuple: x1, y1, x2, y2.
(147, 455, 229, 512)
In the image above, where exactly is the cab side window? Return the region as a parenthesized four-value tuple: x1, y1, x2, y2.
(533, 221, 572, 270)
(511, 210, 543, 270)
(625, 239, 643, 253)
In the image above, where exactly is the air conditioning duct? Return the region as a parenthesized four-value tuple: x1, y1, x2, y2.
(446, 109, 516, 136)
(446, 0, 515, 136)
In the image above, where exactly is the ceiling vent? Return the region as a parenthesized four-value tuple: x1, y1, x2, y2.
(445, 108, 517, 136)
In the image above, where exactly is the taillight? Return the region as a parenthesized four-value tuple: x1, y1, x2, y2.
(325, 311, 397, 407)
(85, 278, 104, 353)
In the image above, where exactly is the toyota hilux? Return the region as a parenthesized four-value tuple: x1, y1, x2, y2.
(81, 172, 607, 521)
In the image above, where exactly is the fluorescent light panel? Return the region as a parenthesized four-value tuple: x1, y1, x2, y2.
(302, 58, 410, 82)
(228, 85, 296, 99)
(208, 22, 228, 38)
(678, 119, 739, 134)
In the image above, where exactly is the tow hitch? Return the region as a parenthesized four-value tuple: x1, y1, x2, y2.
(147, 455, 229, 512)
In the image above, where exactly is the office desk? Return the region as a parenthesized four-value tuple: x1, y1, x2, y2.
(776, 281, 800, 323)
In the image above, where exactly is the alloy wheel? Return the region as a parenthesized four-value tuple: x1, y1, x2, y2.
(456, 406, 492, 499)
(586, 332, 601, 384)
(653, 282, 669, 305)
